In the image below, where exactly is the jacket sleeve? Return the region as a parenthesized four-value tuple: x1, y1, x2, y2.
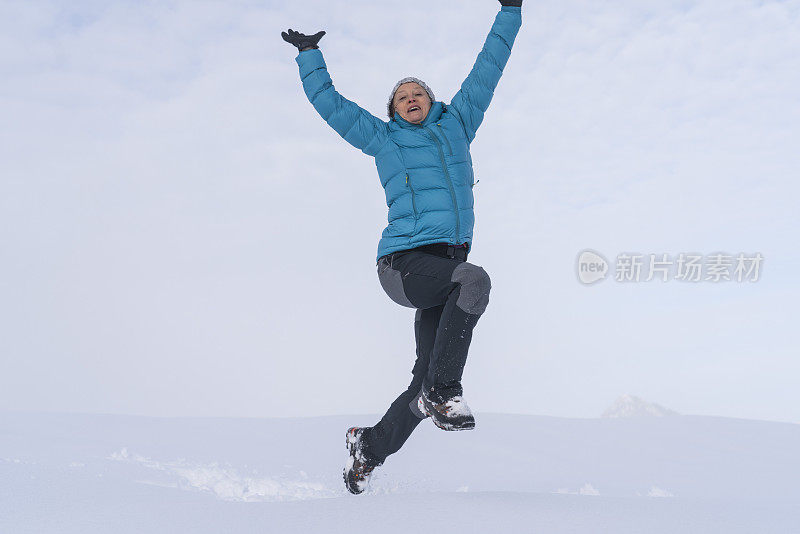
(296, 49, 388, 157)
(449, 6, 522, 143)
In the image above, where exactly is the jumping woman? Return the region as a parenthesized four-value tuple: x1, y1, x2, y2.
(282, 0, 522, 494)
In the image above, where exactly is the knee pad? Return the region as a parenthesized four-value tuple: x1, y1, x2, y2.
(451, 263, 491, 315)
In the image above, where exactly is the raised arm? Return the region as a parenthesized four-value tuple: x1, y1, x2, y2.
(449, 2, 523, 143)
(283, 29, 388, 157)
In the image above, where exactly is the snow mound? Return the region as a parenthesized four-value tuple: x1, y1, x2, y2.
(554, 483, 601, 496)
(108, 447, 335, 502)
(602, 394, 679, 418)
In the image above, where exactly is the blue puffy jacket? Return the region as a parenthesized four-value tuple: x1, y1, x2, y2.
(295, 6, 522, 261)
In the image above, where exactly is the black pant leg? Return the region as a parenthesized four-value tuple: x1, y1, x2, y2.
(363, 305, 443, 463)
(424, 287, 482, 398)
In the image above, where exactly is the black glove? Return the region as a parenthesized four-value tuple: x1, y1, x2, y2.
(281, 29, 326, 51)
(499, 0, 522, 6)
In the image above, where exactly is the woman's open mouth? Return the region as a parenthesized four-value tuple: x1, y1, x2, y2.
(408, 106, 420, 113)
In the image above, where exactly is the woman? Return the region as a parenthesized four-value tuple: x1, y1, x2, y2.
(282, 0, 522, 494)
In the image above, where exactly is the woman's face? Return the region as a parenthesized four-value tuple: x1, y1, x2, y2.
(393, 82, 431, 124)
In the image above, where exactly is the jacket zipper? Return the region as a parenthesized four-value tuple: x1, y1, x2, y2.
(406, 174, 418, 217)
(470, 167, 479, 188)
(437, 123, 453, 155)
(424, 125, 460, 243)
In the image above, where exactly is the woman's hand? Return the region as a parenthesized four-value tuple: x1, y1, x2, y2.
(281, 29, 326, 52)
(498, 0, 522, 6)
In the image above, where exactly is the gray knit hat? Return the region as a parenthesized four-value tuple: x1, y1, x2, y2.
(387, 77, 436, 119)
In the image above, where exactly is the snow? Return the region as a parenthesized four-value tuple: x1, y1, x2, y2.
(647, 486, 675, 498)
(444, 396, 472, 417)
(602, 394, 680, 418)
(1, 411, 799, 533)
(555, 483, 602, 496)
(108, 447, 335, 501)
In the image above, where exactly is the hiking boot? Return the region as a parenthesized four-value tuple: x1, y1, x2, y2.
(418, 389, 476, 431)
(343, 427, 381, 495)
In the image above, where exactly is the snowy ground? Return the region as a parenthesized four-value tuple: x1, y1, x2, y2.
(2, 411, 798, 533)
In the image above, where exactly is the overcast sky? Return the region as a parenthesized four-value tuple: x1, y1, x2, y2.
(1, 0, 798, 422)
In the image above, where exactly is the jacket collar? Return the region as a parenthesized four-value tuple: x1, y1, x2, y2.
(392, 101, 444, 129)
